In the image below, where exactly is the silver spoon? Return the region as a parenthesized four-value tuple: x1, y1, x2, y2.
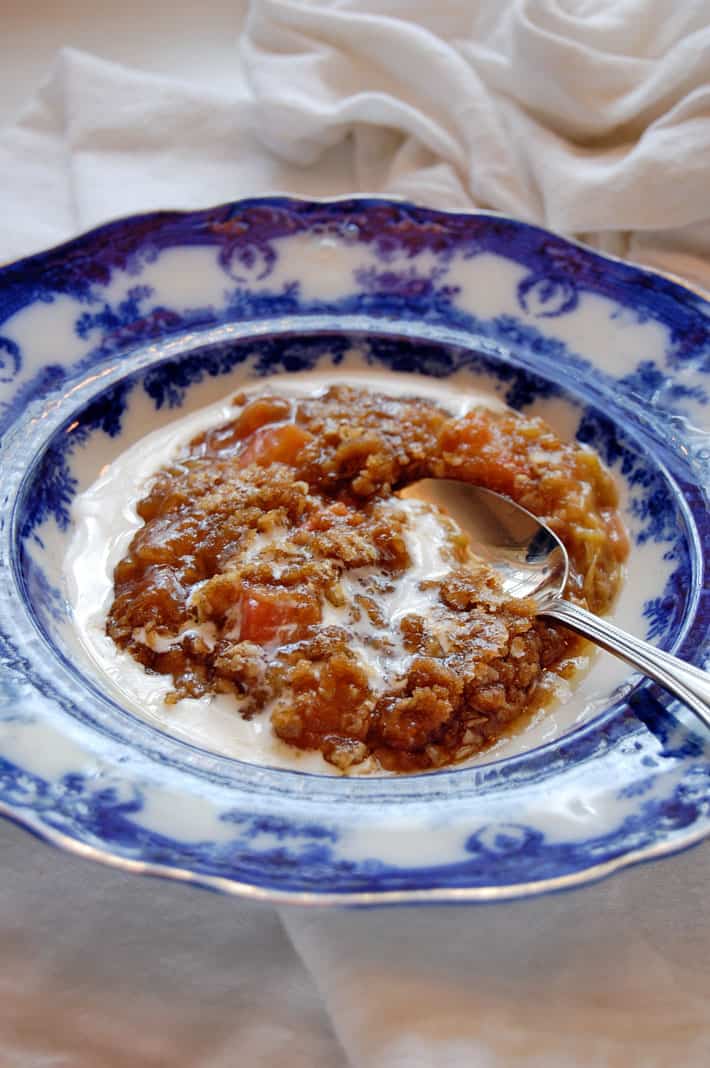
(399, 480, 710, 729)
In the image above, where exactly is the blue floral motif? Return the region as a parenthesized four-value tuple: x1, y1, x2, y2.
(574, 406, 699, 646)
(0, 363, 66, 429)
(219, 239, 278, 283)
(575, 408, 681, 538)
(220, 809, 339, 844)
(1, 197, 708, 369)
(0, 760, 142, 842)
(355, 264, 460, 304)
(75, 285, 153, 340)
(517, 273, 579, 318)
(0, 336, 21, 383)
(0, 744, 706, 895)
(20, 379, 133, 537)
(21, 549, 67, 627)
(466, 823, 542, 856)
(74, 285, 216, 359)
(618, 359, 708, 411)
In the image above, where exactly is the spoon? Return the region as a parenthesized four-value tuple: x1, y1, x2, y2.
(399, 480, 710, 729)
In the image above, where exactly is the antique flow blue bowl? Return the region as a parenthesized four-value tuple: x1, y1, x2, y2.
(0, 198, 707, 904)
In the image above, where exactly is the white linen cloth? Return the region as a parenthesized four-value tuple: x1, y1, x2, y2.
(3, 1, 710, 287)
(0, 2, 708, 1065)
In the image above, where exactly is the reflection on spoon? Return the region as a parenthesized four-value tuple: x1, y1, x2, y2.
(400, 480, 710, 730)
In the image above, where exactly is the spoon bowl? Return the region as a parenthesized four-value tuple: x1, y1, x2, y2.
(398, 480, 568, 604)
(401, 479, 710, 730)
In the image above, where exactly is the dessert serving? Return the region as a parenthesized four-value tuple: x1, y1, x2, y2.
(97, 383, 628, 773)
(2, 198, 705, 901)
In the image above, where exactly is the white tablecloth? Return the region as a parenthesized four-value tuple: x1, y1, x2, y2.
(1, 3, 708, 1065)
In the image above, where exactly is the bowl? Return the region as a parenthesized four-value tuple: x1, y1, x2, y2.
(0, 198, 707, 904)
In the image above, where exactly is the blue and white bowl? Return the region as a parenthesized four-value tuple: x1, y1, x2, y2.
(0, 198, 707, 904)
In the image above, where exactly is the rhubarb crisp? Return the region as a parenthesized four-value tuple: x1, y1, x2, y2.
(106, 385, 628, 772)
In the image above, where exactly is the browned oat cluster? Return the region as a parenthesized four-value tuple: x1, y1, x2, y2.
(107, 385, 628, 772)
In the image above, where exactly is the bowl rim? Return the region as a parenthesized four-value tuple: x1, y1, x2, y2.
(0, 195, 708, 905)
(4, 322, 704, 794)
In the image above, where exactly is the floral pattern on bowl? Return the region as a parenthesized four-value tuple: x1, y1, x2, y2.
(0, 198, 708, 905)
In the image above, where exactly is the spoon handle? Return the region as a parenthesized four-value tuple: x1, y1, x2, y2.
(542, 599, 710, 729)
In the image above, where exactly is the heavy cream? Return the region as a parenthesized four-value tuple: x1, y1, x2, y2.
(65, 373, 504, 773)
(321, 498, 461, 686)
(65, 371, 630, 774)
